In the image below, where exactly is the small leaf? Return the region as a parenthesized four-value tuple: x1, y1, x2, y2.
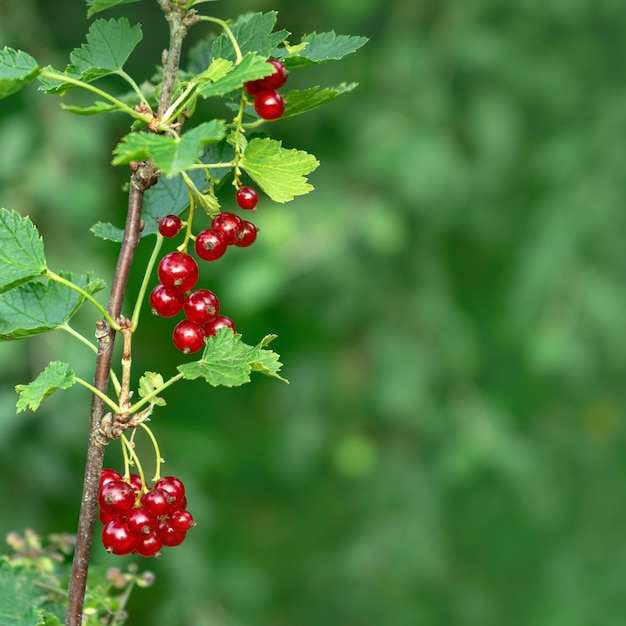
(138, 372, 167, 407)
(112, 120, 226, 177)
(16, 361, 76, 413)
(90, 222, 125, 241)
(0, 208, 47, 293)
(86, 0, 143, 19)
(285, 32, 369, 67)
(281, 83, 358, 119)
(61, 100, 119, 115)
(0, 272, 105, 341)
(178, 327, 288, 387)
(197, 53, 273, 98)
(241, 137, 319, 203)
(0, 47, 40, 99)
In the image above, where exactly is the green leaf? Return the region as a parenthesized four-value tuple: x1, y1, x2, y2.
(0, 47, 40, 99)
(112, 120, 226, 177)
(178, 328, 288, 387)
(86, 0, 143, 19)
(138, 372, 167, 407)
(281, 83, 358, 119)
(0, 272, 105, 341)
(211, 12, 289, 63)
(90, 222, 125, 241)
(197, 53, 273, 98)
(16, 362, 76, 413)
(241, 137, 319, 203)
(0, 558, 53, 626)
(0, 208, 47, 294)
(60, 100, 119, 115)
(284, 32, 369, 67)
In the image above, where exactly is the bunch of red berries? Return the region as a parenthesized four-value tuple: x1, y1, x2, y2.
(245, 58, 289, 121)
(99, 469, 195, 557)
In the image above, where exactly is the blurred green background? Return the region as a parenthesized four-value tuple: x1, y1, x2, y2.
(2, 0, 626, 624)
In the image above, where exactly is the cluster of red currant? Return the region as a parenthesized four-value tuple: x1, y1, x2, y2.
(246, 58, 289, 121)
(99, 469, 195, 557)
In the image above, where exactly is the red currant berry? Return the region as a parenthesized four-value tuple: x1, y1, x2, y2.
(158, 251, 199, 293)
(169, 509, 196, 532)
(135, 531, 163, 557)
(154, 476, 186, 510)
(195, 228, 227, 261)
(204, 315, 236, 337)
(99, 480, 135, 516)
(100, 468, 122, 488)
(212, 212, 243, 245)
(254, 90, 285, 121)
(99, 508, 117, 525)
(141, 488, 172, 517)
(126, 507, 158, 536)
(234, 221, 258, 247)
(149, 284, 184, 317)
(102, 518, 137, 555)
(235, 186, 259, 210)
(158, 214, 182, 238)
(172, 319, 205, 354)
(184, 289, 220, 325)
(245, 59, 289, 95)
(158, 520, 187, 547)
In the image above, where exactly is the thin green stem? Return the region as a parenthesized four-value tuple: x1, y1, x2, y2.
(230, 92, 248, 187)
(184, 161, 234, 170)
(198, 16, 243, 64)
(47, 271, 120, 331)
(115, 69, 151, 109)
(161, 81, 197, 125)
(120, 436, 131, 479)
(138, 422, 164, 482)
(130, 234, 164, 332)
(74, 377, 121, 414)
(127, 372, 184, 415)
(121, 434, 148, 492)
(180, 171, 198, 251)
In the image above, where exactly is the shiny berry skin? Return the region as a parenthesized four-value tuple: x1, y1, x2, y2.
(102, 518, 137, 555)
(126, 507, 158, 535)
(169, 509, 196, 532)
(100, 468, 122, 488)
(254, 90, 285, 121)
(127, 473, 144, 494)
(158, 520, 187, 547)
(172, 319, 205, 354)
(204, 315, 236, 337)
(149, 284, 184, 317)
(245, 59, 289, 95)
(99, 480, 135, 516)
(135, 531, 163, 557)
(158, 214, 182, 238)
(184, 289, 220, 325)
(141, 488, 171, 517)
(195, 228, 227, 261)
(155, 476, 186, 510)
(157, 251, 199, 293)
(234, 221, 258, 247)
(236, 186, 259, 210)
(212, 212, 243, 245)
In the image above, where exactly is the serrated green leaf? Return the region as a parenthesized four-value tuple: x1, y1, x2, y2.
(90, 222, 125, 241)
(0, 47, 40, 99)
(241, 137, 318, 203)
(138, 371, 166, 407)
(86, 0, 143, 19)
(0, 558, 53, 626)
(197, 53, 273, 98)
(284, 32, 369, 67)
(0, 208, 47, 293)
(211, 12, 289, 63)
(178, 327, 288, 387)
(0, 272, 105, 341)
(281, 83, 358, 119)
(112, 120, 226, 177)
(16, 362, 76, 413)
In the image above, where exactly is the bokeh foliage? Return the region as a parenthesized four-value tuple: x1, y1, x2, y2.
(2, 0, 626, 624)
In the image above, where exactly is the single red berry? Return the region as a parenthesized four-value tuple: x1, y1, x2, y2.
(236, 186, 259, 210)
(158, 214, 182, 238)
(100, 468, 122, 488)
(234, 221, 258, 248)
(154, 476, 186, 510)
(254, 90, 285, 121)
(158, 251, 199, 293)
(195, 228, 227, 261)
(172, 319, 206, 354)
(126, 507, 158, 536)
(102, 518, 137, 555)
(184, 289, 220, 325)
(169, 509, 196, 532)
(98, 508, 117, 525)
(245, 59, 289, 95)
(135, 531, 163, 557)
(99, 480, 135, 516)
(212, 212, 243, 246)
(141, 488, 172, 517)
(127, 473, 144, 494)
(204, 315, 236, 337)
(149, 284, 184, 317)
(158, 520, 187, 547)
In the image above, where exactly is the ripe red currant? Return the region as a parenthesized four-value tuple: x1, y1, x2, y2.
(154, 476, 186, 510)
(100, 468, 122, 488)
(236, 186, 259, 210)
(212, 212, 243, 245)
(149, 283, 184, 317)
(172, 319, 205, 354)
(158, 251, 199, 293)
(254, 90, 285, 121)
(141, 488, 171, 517)
(204, 315, 236, 337)
(234, 221, 258, 247)
(195, 228, 227, 261)
(169, 509, 196, 532)
(158, 214, 182, 238)
(99, 480, 135, 516)
(245, 59, 289, 95)
(158, 520, 187, 547)
(127, 473, 144, 494)
(102, 518, 137, 555)
(126, 507, 158, 536)
(184, 289, 220, 325)
(135, 531, 163, 557)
